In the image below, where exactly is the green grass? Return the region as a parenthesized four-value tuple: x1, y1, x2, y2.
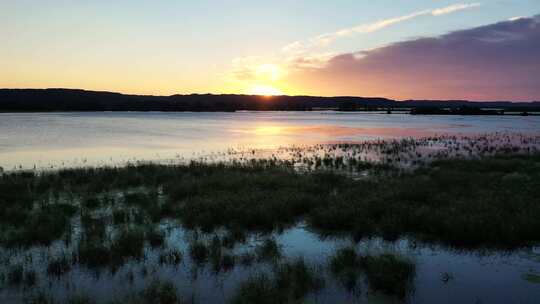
(255, 238, 282, 262)
(522, 273, 540, 284)
(23, 292, 55, 304)
(1, 204, 76, 247)
(140, 280, 182, 304)
(230, 258, 324, 304)
(82, 197, 102, 210)
(7, 264, 24, 286)
(106, 279, 186, 304)
(146, 226, 166, 248)
(77, 240, 112, 269)
(170, 168, 341, 232)
(110, 228, 146, 264)
(47, 254, 71, 277)
(76, 227, 146, 271)
(159, 249, 183, 266)
(67, 294, 95, 304)
(23, 269, 38, 287)
(1, 153, 539, 253)
(81, 214, 107, 242)
(362, 254, 416, 298)
(330, 247, 362, 292)
(329, 248, 416, 298)
(189, 240, 209, 265)
(309, 154, 540, 248)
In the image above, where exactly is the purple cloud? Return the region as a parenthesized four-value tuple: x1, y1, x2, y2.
(289, 15, 540, 101)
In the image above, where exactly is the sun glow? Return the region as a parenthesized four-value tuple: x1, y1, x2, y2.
(256, 64, 283, 81)
(248, 85, 283, 96)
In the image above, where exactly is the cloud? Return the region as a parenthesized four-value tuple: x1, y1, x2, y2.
(231, 3, 484, 89)
(431, 3, 481, 16)
(329, 10, 430, 38)
(282, 2, 482, 56)
(284, 15, 540, 101)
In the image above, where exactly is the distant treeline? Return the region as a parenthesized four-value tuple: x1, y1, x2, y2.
(1, 89, 539, 113)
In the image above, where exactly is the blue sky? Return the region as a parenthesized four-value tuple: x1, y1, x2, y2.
(1, 0, 540, 99)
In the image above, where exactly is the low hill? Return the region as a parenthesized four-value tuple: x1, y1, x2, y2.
(0, 89, 539, 112)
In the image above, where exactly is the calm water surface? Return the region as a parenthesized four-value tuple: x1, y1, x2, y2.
(2, 111, 540, 170)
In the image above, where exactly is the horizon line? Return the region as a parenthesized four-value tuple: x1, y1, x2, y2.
(1, 87, 539, 103)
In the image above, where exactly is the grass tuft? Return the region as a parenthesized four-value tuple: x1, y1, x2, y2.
(362, 254, 416, 298)
(231, 258, 324, 304)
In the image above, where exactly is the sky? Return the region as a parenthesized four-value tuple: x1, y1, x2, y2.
(1, 0, 540, 101)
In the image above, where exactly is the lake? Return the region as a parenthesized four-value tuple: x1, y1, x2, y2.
(2, 111, 540, 170)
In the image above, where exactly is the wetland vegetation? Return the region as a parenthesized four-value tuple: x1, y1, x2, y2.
(0, 134, 539, 303)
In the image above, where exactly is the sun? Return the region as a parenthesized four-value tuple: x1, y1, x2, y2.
(248, 85, 283, 96)
(256, 64, 283, 82)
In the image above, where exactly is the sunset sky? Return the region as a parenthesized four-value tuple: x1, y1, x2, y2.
(2, 0, 540, 101)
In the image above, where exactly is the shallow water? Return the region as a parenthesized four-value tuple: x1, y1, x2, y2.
(1, 224, 539, 304)
(2, 111, 540, 170)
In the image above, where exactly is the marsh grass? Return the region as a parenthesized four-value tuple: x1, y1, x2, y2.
(140, 279, 181, 304)
(189, 240, 209, 265)
(309, 154, 540, 248)
(76, 227, 146, 271)
(522, 273, 540, 284)
(82, 197, 102, 210)
(105, 279, 187, 304)
(255, 238, 282, 262)
(184, 236, 281, 273)
(47, 254, 71, 277)
(1, 146, 539, 303)
(81, 214, 107, 242)
(172, 168, 341, 232)
(221, 228, 247, 248)
(112, 209, 128, 224)
(23, 269, 38, 287)
(77, 240, 111, 269)
(7, 264, 24, 285)
(329, 248, 415, 298)
(1, 204, 76, 247)
(67, 294, 95, 304)
(146, 226, 166, 248)
(23, 292, 55, 304)
(330, 247, 363, 292)
(110, 228, 145, 263)
(1, 153, 540, 251)
(362, 254, 416, 298)
(3, 264, 37, 287)
(159, 249, 182, 266)
(230, 258, 324, 304)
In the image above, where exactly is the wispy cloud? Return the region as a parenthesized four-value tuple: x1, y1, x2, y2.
(282, 2, 482, 56)
(311, 10, 430, 46)
(432, 3, 481, 16)
(509, 16, 525, 21)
